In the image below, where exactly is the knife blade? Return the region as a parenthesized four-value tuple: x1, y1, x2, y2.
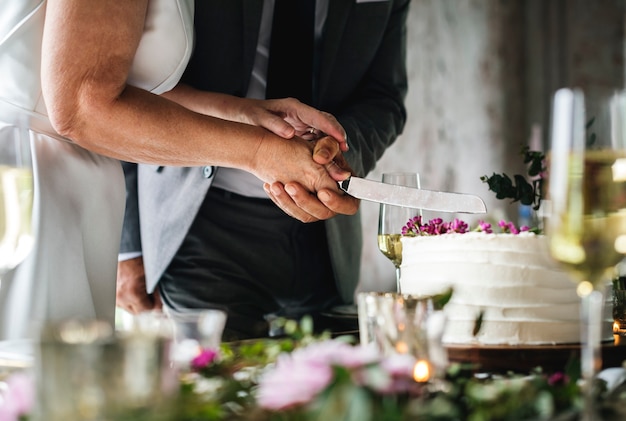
(338, 176, 487, 214)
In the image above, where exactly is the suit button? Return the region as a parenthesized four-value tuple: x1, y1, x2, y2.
(202, 166, 215, 179)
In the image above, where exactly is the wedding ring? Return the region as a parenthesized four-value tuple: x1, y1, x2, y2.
(308, 127, 316, 135)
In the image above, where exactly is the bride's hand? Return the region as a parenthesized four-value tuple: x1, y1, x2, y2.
(263, 136, 358, 223)
(162, 87, 349, 151)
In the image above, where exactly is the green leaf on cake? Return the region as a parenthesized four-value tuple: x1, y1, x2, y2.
(473, 310, 485, 337)
(432, 287, 454, 310)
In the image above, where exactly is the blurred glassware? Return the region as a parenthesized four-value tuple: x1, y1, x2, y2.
(35, 316, 177, 421)
(357, 291, 447, 378)
(377, 172, 420, 293)
(0, 122, 33, 283)
(166, 308, 227, 367)
(547, 88, 626, 420)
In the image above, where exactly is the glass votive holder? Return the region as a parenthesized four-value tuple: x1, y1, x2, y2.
(35, 319, 112, 421)
(34, 317, 177, 421)
(357, 291, 448, 378)
(613, 284, 626, 335)
(111, 312, 179, 410)
(166, 308, 227, 367)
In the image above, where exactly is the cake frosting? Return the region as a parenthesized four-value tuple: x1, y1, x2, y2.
(400, 232, 613, 345)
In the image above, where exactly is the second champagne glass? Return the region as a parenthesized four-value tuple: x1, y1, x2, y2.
(0, 123, 33, 286)
(548, 88, 626, 419)
(377, 172, 420, 293)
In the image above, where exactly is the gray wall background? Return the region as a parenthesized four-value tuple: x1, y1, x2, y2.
(356, 0, 626, 293)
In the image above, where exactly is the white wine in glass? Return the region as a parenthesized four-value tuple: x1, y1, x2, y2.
(377, 172, 420, 293)
(0, 124, 33, 284)
(548, 88, 626, 419)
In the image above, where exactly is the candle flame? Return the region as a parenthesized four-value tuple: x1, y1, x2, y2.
(395, 341, 409, 354)
(614, 321, 621, 334)
(413, 359, 431, 383)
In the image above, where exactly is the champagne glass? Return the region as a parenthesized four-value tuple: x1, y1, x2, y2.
(547, 88, 626, 419)
(377, 172, 420, 293)
(0, 123, 33, 286)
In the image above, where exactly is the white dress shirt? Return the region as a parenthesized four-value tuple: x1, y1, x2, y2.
(211, 0, 329, 198)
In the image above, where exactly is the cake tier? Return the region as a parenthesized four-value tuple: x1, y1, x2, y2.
(400, 232, 613, 345)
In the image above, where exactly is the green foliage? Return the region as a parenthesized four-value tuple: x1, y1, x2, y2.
(472, 310, 485, 337)
(432, 288, 454, 310)
(586, 117, 597, 147)
(480, 146, 545, 211)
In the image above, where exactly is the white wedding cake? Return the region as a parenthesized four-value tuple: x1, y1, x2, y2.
(400, 231, 614, 345)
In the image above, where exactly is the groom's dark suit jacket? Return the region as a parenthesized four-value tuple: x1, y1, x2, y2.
(121, 0, 409, 304)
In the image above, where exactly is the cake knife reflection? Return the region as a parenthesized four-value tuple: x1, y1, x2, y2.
(338, 176, 487, 214)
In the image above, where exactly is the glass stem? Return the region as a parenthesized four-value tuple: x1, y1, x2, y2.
(580, 288, 604, 420)
(395, 266, 402, 294)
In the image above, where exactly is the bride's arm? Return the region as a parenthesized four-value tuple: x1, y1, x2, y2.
(41, 0, 273, 169)
(162, 85, 349, 151)
(41, 0, 356, 219)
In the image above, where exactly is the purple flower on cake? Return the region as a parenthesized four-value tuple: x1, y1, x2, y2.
(448, 218, 469, 233)
(402, 216, 529, 237)
(498, 220, 531, 234)
(475, 221, 493, 233)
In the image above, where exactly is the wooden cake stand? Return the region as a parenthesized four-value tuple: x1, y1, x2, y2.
(445, 335, 626, 373)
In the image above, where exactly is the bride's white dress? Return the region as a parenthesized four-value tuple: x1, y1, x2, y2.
(0, 0, 193, 342)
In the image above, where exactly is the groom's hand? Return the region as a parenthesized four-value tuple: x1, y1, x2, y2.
(116, 256, 162, 314)
(263, 136, 358, 222)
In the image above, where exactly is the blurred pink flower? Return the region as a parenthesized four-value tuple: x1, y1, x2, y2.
(256, 353, 333, 410)
(0, 372, 35, 421)
(293, 340, 379, 368)
(256, 339, 423, 411)
(257, 340, 383, 410)
(191, 348, 219, 370)
(379, 353, 418, 394)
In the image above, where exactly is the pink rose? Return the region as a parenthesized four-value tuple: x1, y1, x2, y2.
(256, 354, 333, 410)
(292, 340, 379, 369)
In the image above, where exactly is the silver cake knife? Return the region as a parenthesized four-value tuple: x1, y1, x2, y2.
(338, 176, 487, 214)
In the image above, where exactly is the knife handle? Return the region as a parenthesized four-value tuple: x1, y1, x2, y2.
(338, 178, 350, 192)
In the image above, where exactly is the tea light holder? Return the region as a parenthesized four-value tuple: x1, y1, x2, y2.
(33, 315, 178, 421)
(357, 291, 447, 380)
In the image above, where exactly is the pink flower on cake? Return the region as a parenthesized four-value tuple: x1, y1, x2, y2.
(475, 220, 493, 233)
(498, 220, 531, 234)
(402, 216, 528, 237)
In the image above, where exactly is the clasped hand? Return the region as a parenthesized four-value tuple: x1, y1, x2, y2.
(230, 96, 359, 223)
(263, 135, 358, 223)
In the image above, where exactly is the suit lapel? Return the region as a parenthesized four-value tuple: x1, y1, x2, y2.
(242, 0, 264, 92)
(318, 0, 352, 101)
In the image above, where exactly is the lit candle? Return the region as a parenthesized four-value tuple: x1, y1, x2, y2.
(395, 341, 409, 354)
(614, 321, 621, 334)
(413, 359, 431, 383)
